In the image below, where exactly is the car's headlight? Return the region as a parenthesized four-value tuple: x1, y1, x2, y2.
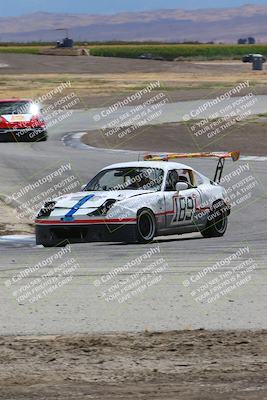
(37, 201, 56, 218)
(88, 199, 116, 216)
(29, 103, 40, 116)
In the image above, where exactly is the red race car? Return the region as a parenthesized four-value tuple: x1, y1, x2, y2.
(0, 99, 47, 142)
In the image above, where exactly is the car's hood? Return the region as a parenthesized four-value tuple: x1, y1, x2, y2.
(55, 190, 154, 209)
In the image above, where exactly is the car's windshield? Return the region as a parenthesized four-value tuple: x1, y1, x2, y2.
(84, 167, 164, 192)
(0, 101, 31, 115)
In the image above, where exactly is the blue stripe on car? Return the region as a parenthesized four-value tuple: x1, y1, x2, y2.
(61, 194, 95, 222)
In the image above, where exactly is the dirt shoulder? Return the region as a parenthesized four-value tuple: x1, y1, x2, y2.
(82, 120, 267, 156)
(0, 330, 266, 400)
(1, 54, 267, 102)
(0, 199, 33, 236)
(0, 54, 258, 75)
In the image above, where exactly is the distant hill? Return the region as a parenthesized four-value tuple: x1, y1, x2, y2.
(0, 4, 267, 43)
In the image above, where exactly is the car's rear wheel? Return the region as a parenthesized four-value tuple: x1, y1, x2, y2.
(136, 209, 156, 244)
(201, 203, 228, 238)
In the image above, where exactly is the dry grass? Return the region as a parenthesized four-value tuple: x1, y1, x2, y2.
(1, 70, 267, 100)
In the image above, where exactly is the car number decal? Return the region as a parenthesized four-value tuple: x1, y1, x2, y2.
(172, 196, 195, 224)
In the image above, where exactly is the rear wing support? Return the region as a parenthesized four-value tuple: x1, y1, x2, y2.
(144, 151, 240, 183)
(214, 157, 225, 183)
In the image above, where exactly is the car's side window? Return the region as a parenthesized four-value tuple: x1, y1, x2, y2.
(165, 169, 194, 191)
(176, 169, 192, 185)
(165, 170, 179, 191)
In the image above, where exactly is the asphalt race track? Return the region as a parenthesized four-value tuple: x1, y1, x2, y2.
(0, 111, 266, 335)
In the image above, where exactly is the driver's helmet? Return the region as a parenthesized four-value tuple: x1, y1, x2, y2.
(139, 176, 151, 188)
(169, 170, 179, 190)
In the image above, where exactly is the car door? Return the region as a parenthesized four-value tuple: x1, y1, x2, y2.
(163, 169, 201, 229)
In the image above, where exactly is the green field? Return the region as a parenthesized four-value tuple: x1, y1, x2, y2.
(1, 43, 267, 59)
(0, 46, 42, 54)
(90, 44, 267, 60)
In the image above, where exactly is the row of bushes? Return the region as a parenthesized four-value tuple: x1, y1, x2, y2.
(90, 44, 267, 60)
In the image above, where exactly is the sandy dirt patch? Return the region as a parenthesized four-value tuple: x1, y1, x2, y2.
(0, 330, 266, 399)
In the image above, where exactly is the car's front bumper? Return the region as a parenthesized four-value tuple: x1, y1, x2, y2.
(0, 127, 47, 142)
(35, 222, 137, 246)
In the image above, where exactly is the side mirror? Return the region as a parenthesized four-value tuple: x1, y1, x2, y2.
(176, 182, 189, 192)
(81, 184, 87, 191)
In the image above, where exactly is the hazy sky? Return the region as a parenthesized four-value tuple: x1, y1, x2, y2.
(1, 0, 267, 17)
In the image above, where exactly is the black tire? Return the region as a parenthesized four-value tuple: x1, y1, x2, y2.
(33, 132, 48, 142)
(42, 242, 67, 248)
(136, 209, 156, 244)
(201, 202, 228, 238)
(36, 228, 68, 247)
(41, 239, 68, 248)
(38, 135, 48, 142)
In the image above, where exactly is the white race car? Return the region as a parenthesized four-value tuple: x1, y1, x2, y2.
(35, 152, 240, 247)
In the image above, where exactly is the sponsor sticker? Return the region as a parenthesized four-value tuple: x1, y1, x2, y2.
(10, 115, 26, 122)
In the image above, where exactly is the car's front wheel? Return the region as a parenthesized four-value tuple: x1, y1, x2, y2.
(42, 241, 68, 248)
(136, 209, 156, 244)
(201, 203, 228, 238)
